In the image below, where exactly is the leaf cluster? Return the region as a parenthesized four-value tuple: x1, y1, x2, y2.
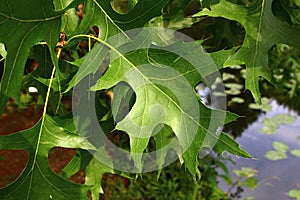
(0, 0, 299, 199)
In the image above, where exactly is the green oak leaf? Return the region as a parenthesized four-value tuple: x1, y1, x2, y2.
(112, 83, 135, 122)
(0, 114, 95, 200)
(61, 152, 82, 179)
(53, 0, 80, 35)
(96, 0, 168, 31)
(152, 124, 181, 177)
(89, 28, 250, 175)
(147, 0, 202, 30)
(85, 152, 114, 199)
(66, 0, 168, 90)
(195, 0, 300, 103)
(112, 83, 181, 174)
(71, 0, 168, 38)
(0, 0, 81, 114)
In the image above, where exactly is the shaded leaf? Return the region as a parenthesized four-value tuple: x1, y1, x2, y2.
(69, 0, 167, 39)
(152, 124, 181, 177)
(112, 83, 135, 122)
(0, 0, 81, 114)
(97, 0, 168, 31)
(195, 0, 300, 103)
(53, 0, 80, 35)
(0, 114, 94, 199)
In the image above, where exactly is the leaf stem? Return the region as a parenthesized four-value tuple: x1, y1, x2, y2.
(191, 179, 201, 200)
(28, 48, 61, 198)
(66, 34, 118, 52)
(31, 48, 61, 168)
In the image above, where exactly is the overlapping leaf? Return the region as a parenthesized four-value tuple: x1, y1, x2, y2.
(0, 114, 94, 200)
(95, 0, 169, 31)
(89, 29, 250, 175)
(66, 0, 168, 91)
(0, 1, 256, 198)
(71, 0, 168, 38)
(0, 0, 82, 114)
(195, 0, 300, 103)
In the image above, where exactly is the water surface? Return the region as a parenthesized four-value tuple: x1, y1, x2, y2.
(220, 100, 300, 200)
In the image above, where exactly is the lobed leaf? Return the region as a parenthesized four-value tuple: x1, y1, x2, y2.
(195, 0, 300, 103)
(0, 0, 82, 114)
(88, 28, 250, 175)
(0, 114, 94, 200)
(66, 0, 168, 91)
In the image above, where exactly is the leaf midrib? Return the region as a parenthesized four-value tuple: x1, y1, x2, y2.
(250, 0, 265, 91)
(95, 36, 234, 152)
(0, 12, 60, 23)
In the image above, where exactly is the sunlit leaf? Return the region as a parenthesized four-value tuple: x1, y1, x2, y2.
(291, 149, 300, 158)
(272, 114, 297, 125)
(289, 189, 300, 200)
(225, 83, 243, 90)
(222, 72, 235, 81)
(260, 118, 278, 134)
(264, 150, 287, 161)
(231, 97, 245, 104)
(0, 43, 7, 59)
(265, 141, 289, 160)
(249, 97, 272, 112)
(273, 141, 289, 152)
(89, 28, 250, 175)
(260, 113, 297, 134)
(233, 167, 256, 178)
(85, 153, 114, 198)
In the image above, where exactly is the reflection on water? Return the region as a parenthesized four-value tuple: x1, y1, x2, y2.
(220, 100, 300, 200)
